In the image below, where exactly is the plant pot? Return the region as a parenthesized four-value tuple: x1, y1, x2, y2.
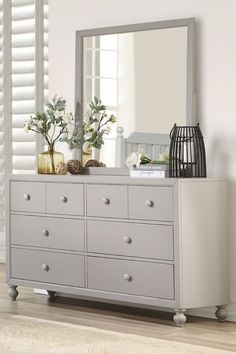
(38, 145, 64, 174)
(82, 142, 92, 166)
(82, 151, 92, 166)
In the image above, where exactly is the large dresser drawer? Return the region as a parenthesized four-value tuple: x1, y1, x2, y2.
(87, 220, 173, 260)
(87, 185, 127, 218)
(11, 182, 45, 213)
(11, 248, 85, 287)
(88, 257, 174, 299)
(46, 183, 84, 215)
(11, 214, 84, 251)
(129, 186, 173, 221)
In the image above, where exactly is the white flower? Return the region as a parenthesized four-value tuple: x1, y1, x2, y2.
(126, 152, 142, 170)
(83, 141, 92, 153)
(36, 120, 43, 130)
(66, 122, 74, 137)
(24, 117, 33, 132)
(54, 110, 64, 119)
(84, 132, 92, 140)
(62, 112, 73, 125)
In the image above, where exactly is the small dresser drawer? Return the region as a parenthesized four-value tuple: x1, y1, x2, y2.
(11, 248, 85, 287)
(11, 182, 45, 213)
(129, 186, 173, 221)
(87, 185, 127, 218)
(11, 214, 84, 251)
(87, 220, 173, 260)
(46, 183, 84, 215)
(88, 257, 174, 299)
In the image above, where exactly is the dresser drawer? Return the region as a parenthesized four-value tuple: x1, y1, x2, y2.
(129, 186, 173, 221)
(88, 257, 174, 299)
(11, 248, 85, 287)
(46, 183, 84, 215)
(11, 214, 84, 251)
(11, 182, 45, 213)
(87, 185, 127, 218)
(87, 220, 173, 260)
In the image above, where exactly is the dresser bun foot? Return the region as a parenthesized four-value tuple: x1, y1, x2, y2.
(47, 290, 56, 298)
(215, 305, 228, 322)
(8, 285, 18, 301)
(173, 309, 187, 327)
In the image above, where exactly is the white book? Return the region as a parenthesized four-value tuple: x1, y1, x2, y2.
(130, 170, 165, 178)
(134, 164, 169, 171)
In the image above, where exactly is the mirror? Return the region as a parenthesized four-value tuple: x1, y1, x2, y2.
(75, 18, 195, 167)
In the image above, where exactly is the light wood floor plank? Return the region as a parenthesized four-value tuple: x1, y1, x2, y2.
(1, 264, 236, 352)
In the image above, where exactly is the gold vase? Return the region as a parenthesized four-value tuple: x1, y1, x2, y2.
(82, 142, 92, 166)
(38, 145, 64, 174)
(82, 151, 92, 166)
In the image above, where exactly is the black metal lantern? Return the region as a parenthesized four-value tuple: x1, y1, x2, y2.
(169, 123, 207, 178)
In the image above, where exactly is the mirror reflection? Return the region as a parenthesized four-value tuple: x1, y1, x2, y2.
(80, 22, 193, 167)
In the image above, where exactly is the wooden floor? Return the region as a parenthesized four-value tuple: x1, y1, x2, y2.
(1, 264, 236, 353)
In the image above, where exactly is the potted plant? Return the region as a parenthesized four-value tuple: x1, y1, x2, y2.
(63, 96, 116, 165)
(24, 95, 73, 174)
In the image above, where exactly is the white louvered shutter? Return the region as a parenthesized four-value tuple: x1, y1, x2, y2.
(0, 0, 4, 232)
(0, 0, 48, 262)
(43, 1, 48, 110)
(11, 0, 48, 173)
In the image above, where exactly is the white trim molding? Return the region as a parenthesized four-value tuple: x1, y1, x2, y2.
(188, 301, 236, 323)
(0, 232, 5, 263)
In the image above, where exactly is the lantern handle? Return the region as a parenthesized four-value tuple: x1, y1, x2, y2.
(169, 123, 177, 139)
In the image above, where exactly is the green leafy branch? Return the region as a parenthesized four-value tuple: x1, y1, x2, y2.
(25, 95, 73, 148)
(62, 96, 116, 150)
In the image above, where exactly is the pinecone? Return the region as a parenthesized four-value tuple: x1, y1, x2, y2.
(67, 160, 82, 175)
(55, 162, 68, 175)
(85, 159, 100, 167)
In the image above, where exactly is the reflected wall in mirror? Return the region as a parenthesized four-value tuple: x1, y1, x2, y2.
(75, 18, 195, 167)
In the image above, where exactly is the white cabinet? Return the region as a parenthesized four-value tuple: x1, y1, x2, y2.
(6, 175, 229, 326)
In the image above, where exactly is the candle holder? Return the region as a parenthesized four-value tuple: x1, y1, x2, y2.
(169, 123, 207, 178)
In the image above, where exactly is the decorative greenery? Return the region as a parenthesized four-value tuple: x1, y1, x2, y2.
(24, 95, 73, 149)
(126, 151, 169, 169)
(126, 152, 150, 169)
(63, 96, 116, 150)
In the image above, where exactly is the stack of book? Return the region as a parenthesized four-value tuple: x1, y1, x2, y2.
(130, 163, 169, 178)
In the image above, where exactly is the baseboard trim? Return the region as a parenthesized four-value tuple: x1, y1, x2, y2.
(0, 249, 5, 263)
(0, 232, 5, 264)
(34, 289, 48, 295)
(188, 302, 236, 322)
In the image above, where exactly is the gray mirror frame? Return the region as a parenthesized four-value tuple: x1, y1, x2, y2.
(74, 18, 195, 166)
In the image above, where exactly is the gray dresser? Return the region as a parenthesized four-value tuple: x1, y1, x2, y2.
(6, 174, 229, 326)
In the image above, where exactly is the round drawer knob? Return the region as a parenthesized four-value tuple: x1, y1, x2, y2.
(123, 236, 132, 244)
(42, 264, 49, 272)
(23, 193, 31, 201)
(145, 200, 154, 207)
(60, 195, 67, 203)
(102, 197, 110, 205)
(123, 273, 132, 281)
(42, 229, 49, 237)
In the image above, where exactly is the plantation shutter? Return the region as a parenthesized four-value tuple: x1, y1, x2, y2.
(11, 0, 48, 173)
(0, 0, 4, 232)
(0, 0, 47, 261)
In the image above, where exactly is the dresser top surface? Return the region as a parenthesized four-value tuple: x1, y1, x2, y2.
(7, 174, 226, 186)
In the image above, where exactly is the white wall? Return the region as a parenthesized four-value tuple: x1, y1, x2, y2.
(117, 33, 135, 137)
(49, 0, 236, 318)
(133, 27, 187, 134)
